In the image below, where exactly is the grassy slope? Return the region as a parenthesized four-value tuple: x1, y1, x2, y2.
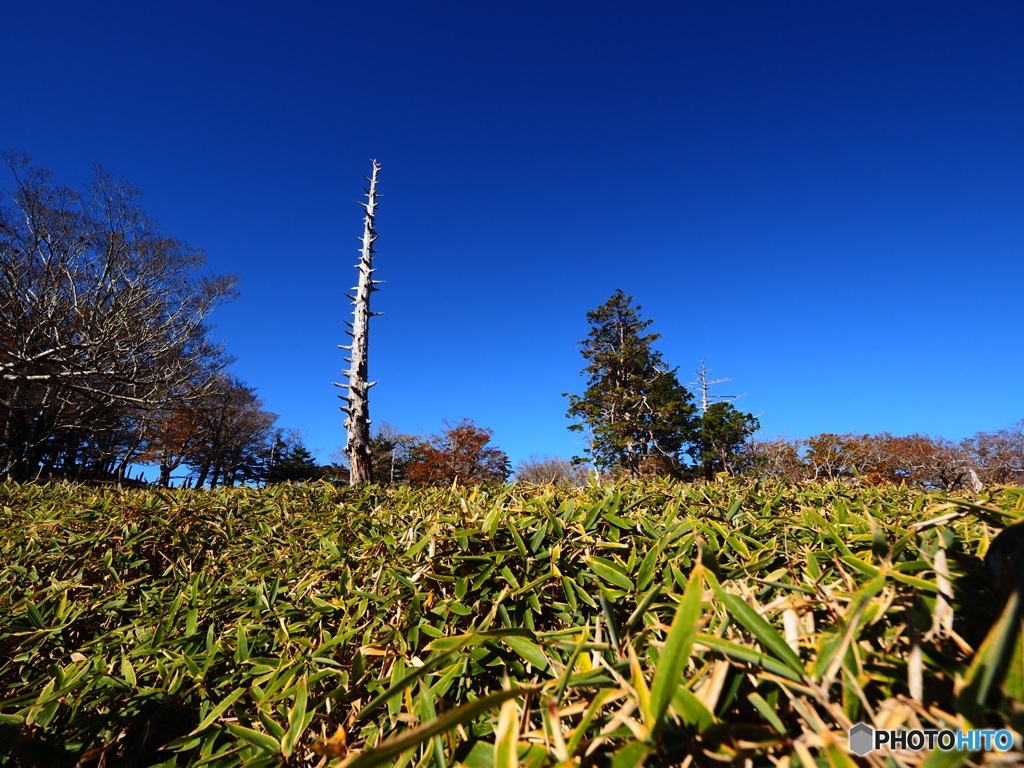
(1, 479, 1022, 767)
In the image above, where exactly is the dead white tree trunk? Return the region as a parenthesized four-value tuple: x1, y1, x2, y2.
(693, 359, 740, 414)
(339, 160, 381, 485)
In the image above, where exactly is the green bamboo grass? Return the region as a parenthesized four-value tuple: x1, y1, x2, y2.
(1, 479, 1021, 767)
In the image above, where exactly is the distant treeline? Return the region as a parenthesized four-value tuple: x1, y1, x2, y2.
(514, 422, 1024, 491)
(745, 425, 1024, 489)
(4, 158, 1020, 491)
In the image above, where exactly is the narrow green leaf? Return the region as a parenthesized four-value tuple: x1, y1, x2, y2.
(561, 577, 578, 612)
(726, 494, 745, 521)
(502, 635, 549, 672)
(570, 577, 598, 609)
(603, 512, 632, 530)
(1002, 628, 1024, 702)
(696, 634, 803, 683)
(500, 565, 521, 590)
(564, 689, 615, 755)
(224, 722, 281, 753)
(610, 741, 650, 768)
(120, 653, 137, 686)
(747, 692, 787, 735)
(425, 632, 483, 653)
(357, 637, 477, 722)
(26, 601, 44, 629)
(458, 742, 549, 768)
(185, 688, 246, 736)
(493, 697, 519, 768)
(649, 565, 703, 734)
(805, 550, 821, 580)
(598, 589, 621, 652)
(810, 572, 886, 683)
(235, 622, 249, 663)
(710, 578, 804, 677)
(342, 686, 540, 768)
(507, 520, 528, 557)
(404, 529, 433, 560)
(258, 710, 286, 741)
(586, 556, 634, 591)
(281, 675, 308, 758)
(554, 628, 589, 701)
(625, 584, 662, 633)
(431, 660, 464, 700)
(626, 642, 652, 731)
(958, 590, 1021, 727)
(419, 679, 447, 768)
(636, 541, 663, 592)
(824, 741, 859, 768)
(801, 509, 852, 556)
(185, 607, 198, 637)
(669, 686, 716, 732)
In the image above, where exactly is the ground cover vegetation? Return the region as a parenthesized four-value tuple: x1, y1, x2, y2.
(2, 479, 1023, 767)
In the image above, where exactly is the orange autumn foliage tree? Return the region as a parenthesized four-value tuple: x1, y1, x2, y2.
(135, 404, 203, 488)
(406, 419, 511, 486)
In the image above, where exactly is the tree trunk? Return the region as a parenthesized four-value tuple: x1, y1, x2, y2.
(159, 457, 172, 488)
(195, 462, 208, 489)
(340, 160, 381, 485)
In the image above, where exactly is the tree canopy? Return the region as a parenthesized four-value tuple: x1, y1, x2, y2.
(406, 419, 510, 486)
(514, 455, 590, 486)
(0, 154, 239, 482)
(690, 402, 760, 480)
(565, 290, 697, 477)
(6, 153, 1022, 493)
(267, 436, 324, 483)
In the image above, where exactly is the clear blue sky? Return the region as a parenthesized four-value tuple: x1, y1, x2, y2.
(4, 2, 1023, 468)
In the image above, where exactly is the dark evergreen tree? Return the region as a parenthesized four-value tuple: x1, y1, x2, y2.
(267, 440, 323, 483)
(689, 401, 760, 479)
(565, 290, 697, 477)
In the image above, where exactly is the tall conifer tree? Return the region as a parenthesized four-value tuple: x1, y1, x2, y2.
(565, 290, 697, 477)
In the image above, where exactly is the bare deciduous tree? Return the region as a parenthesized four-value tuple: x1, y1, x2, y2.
(747, 437, 808, 481)
(514, 455, 590, 486)
(965, 420, 1024, 486)
(0, 153, 237, 480)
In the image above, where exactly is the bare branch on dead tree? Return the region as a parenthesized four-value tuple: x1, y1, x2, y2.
(691, 358, 746, 414)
